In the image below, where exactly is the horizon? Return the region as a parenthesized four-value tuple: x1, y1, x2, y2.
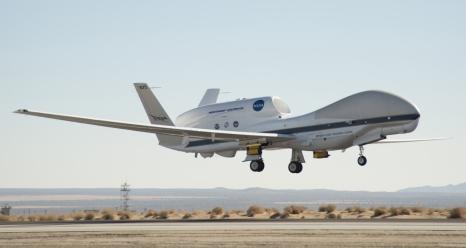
(1, 181, 465, 192)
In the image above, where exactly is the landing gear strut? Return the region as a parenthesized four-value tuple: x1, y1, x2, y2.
(250, 160, 265, 172)
(358, 146, 367, 166)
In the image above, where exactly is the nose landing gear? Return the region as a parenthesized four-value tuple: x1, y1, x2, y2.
(358, 146, 367, 166)
(288, 161, 303, 173)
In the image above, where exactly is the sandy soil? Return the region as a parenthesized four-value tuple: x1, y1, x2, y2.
(1, 229, 465, 248)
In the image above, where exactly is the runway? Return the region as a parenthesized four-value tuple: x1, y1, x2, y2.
(1, 220, 466, 248)
(1, 220, 466, 232)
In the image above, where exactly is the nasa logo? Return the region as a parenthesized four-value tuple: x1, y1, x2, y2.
(253, 100, 265, 112)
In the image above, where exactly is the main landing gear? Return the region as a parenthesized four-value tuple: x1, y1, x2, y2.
(358, 146, 367, 166)
(288, 149, 305, 174)
(250, 160, 265, 172)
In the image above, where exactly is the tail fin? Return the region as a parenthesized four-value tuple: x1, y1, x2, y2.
(198, 88, 220, 107)
(133, 83, 182, 147)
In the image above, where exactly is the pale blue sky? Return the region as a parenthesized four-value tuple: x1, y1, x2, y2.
(1, 0, 465, 190)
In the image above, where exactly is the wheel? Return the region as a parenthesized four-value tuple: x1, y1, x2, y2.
(288, 161, 303, 174)
(257, 160, 265, 172)
(250, 160, 264, 172)
(357, 156, 367, 166)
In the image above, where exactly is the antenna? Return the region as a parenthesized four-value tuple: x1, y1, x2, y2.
(120, 182, 130, 212)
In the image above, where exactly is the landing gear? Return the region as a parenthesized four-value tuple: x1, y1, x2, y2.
(288, 161, 303, 174)
(250, 160, 265, 172)
(357, 146, 367, 166)
(357, 156, 367, 166)
(288, 149, 305, 174)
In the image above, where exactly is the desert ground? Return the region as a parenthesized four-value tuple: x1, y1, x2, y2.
(1, 206, 465, 247)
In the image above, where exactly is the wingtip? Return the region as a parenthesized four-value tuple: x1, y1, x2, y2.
(13, 109, 29, 114)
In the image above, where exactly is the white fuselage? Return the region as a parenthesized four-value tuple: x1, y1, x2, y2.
(165, 91, 420, 158)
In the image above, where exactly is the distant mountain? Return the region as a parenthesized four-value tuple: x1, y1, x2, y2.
(399, 182, 466, 193)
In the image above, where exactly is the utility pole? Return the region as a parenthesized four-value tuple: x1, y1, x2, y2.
(120, 182, 130, 211)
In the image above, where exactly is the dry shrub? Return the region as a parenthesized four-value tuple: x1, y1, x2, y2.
(144, 210, 158, 218)
(389, 207, 400, 216)
(265, 208, 279, 214)
(84, 212, 95, 221)
(270, 212, 281, 219)
(449, 208, 466, 219)
(318, 204, 336, 213)
(400, 208, 411, 215)
(57, 215, 66, 221)
(411, 207, 425, 213)
(100, 209, 115, 220)
(211, 207, 224, 216)
(158, 211, 169, 219)
(117, 211, 132, 220)
(372, 207, 387, 218)
(347, 206, 366, 214)
(182, 213, 192, 219)
(72, 212, 84, 221)
(0, 215, 10, 222)
(284, 205, 306, 215)
(280, 213, 290, 219)
(247, 205, 265, 217)
(327, 213, 337, 219)
(222, 213, 230, 219)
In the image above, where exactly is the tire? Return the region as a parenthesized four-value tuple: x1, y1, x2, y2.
(358, 156, 367, 166)
(250, 160, 264, 172)
(256, 160, 265, 172)
(288, 162, 302, 173)
(295, 163, 303, 173)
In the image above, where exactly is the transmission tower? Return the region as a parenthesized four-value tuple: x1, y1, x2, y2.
(120, 182, 130, 211)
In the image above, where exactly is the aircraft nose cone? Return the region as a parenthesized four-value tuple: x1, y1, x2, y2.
(409, 101, 421, 119)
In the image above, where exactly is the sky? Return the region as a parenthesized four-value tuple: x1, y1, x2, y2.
(1, 0, 465, 191)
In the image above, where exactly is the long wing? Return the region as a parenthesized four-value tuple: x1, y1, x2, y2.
(373, 138, 448, 144)
(14, 109, 293, 143)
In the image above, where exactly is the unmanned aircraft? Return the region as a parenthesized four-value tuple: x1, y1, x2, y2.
(15, 83, 439, 174)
